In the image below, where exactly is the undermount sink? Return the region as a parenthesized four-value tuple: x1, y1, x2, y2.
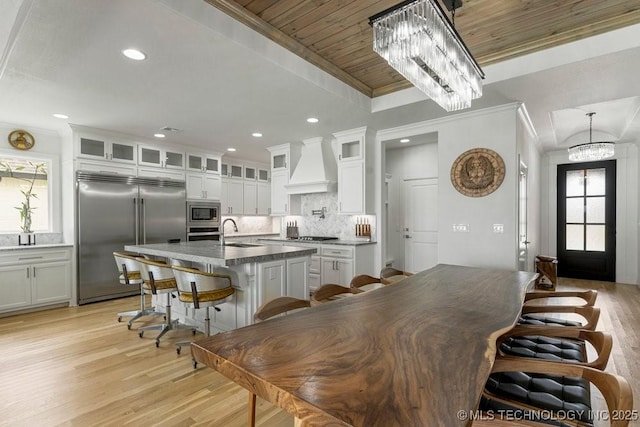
(224, 242, 262, 248)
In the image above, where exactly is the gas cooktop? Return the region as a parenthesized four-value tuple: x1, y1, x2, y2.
(291, 236, 338, 241)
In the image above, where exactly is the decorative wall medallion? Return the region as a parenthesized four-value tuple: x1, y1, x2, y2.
(451, 148, 505, 197)
(8, 129, 35, 150)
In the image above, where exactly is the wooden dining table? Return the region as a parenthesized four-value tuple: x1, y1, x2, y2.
(191, 264, 538, 426)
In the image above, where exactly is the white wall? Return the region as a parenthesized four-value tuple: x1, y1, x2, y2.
(437, 106, 519, 269)
(384, 143, 438, 269)
(540, 143, 639, 284)
(376, 103, 532, 271)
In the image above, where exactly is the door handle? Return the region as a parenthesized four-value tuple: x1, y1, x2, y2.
(524, 241, 531, 245)
(141, 198, 146, 244)
(404, 235, 412, 238)
(32, 267, 36, 278)
(134, 198, 139, 245)
(26, 267, 30, 279)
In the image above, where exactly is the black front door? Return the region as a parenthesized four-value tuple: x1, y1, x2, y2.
(557, 160, 616, 282)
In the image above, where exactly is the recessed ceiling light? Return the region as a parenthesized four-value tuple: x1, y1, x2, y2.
(52, 113, 69, 119)
(154, 133, 166, 138)
(400, 138, 410, 143)
(307, 117, 319, 123)
(252, 132, 263, 138)
(122, 48, 146, 61)
(227, 148, 237, 152)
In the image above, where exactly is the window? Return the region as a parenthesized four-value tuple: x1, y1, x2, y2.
(0, 156, 50, 233)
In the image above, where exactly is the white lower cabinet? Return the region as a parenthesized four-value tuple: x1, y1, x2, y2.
(212, 293, 237, 332)
(0, 248, 72, 314)
(286, 257, 309, 300)
(257, 260, 286, 305)
(321, 257, 353, 286)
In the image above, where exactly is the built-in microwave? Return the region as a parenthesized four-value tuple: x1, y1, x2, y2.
(187, 201, 220, 227)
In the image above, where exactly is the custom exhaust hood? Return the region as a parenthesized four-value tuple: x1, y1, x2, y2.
(285, 137, 337, 194)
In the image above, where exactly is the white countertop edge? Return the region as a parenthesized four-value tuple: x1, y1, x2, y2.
(0, 243, 74, 252)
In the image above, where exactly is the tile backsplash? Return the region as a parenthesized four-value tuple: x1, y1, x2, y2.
(282, 193, 376, 240)
(219, 216, 279, 235)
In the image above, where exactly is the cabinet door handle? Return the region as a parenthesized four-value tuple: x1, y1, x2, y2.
(19, 256, 43, 260)
(255, 208, 258, 214)
(26, 267, 30, 278)
(33, 267, 36, 278)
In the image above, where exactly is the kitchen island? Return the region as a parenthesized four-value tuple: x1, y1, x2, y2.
(125, 241, 316, 334)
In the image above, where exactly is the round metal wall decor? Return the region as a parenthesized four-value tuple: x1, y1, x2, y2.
(8, 129, 35, 151)
(450, 148, 505, 197)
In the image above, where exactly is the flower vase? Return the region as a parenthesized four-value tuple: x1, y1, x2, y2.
(18, 233, 36, 246)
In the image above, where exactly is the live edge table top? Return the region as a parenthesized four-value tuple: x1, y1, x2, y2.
(191, 264, 537, 427)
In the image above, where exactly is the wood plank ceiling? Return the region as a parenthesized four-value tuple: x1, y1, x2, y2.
(204, 0, 640, 98)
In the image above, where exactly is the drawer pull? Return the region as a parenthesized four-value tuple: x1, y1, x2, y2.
(19, 256, 43, 260)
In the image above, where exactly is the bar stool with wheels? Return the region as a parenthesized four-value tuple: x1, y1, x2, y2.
(113, 252, 164, 329)
(171, 265, 235, 368)
(136, 257, 196, 347)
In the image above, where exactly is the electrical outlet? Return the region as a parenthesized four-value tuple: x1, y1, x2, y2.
(493, 224, 504, 233)
(452, 224, 469, 233)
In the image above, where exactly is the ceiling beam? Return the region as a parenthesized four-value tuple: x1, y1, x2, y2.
(203, 0, 374, 97)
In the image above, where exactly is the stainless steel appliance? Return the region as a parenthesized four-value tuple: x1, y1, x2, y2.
(186, 200, 221, 242)
(76, 172, 186, 304)
(187, 200, 220, 226)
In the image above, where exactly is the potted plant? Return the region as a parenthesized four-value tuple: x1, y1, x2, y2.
(0, 160, 47, 245)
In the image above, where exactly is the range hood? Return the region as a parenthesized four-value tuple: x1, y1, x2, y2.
(285, 137, 338, 194)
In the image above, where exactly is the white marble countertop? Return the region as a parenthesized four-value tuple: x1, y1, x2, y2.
(0, 243, 73, 252)
(125, 240, 317, 267)
(258, 238, 376, 246)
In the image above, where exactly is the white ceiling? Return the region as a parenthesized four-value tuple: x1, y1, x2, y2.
(1, 0, 640, 164)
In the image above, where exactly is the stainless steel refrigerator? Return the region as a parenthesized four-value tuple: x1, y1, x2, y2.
(76, 172, 186, 304)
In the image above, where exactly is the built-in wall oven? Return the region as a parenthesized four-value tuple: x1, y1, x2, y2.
(186, 201, 221, 242)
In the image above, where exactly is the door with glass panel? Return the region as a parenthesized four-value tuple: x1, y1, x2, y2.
(557, 160, 616, 281)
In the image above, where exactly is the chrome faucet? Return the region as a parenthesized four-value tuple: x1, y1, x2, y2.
(220, 218, 238, 246)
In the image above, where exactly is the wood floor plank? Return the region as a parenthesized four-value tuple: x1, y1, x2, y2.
(0, 278, 637, 426)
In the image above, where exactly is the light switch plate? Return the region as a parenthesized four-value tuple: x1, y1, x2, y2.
(493, 224, 504, 233)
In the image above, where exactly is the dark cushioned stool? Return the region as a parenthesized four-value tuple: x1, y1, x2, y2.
(501, 335, 585, 364)
(519, 313, 583, 328)
(482, 371, 592, 425)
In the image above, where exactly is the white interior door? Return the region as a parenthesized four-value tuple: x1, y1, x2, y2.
(518, 160, 529, 271)
(404, 178, 438, 272)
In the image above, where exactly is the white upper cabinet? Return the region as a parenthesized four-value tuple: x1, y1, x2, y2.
(266, 143, 302, 216)
(78, 137, 137, 164)
(257, 168, 269, 182)
(187, 173, 221, 200)
(138, 145, 185, 170)
(333, 127, 376, 215)
(244, 165, 256, 180)
(338, 137, 363, 162)
(187, 153, 221, 174)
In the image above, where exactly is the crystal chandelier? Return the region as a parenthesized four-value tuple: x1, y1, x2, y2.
(568, 112, 615, 162)
(370, 0, 484, 112)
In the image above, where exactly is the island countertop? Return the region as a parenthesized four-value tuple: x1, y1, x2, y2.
(124, 240, 317, 267)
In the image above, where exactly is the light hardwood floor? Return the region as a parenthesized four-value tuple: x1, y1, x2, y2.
(0, 278, 638, 426)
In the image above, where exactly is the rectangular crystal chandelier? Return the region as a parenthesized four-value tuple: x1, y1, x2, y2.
(370, 0, 484, 111)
